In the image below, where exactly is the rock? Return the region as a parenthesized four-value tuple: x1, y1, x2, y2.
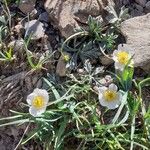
(120, 13, 150, 72)
(39, 12, 49, 23)
(0, 144, 5, 150)
(135, 0, 146, 7)
(44, 0, 114, 38)
(56, 56, 67, 77)
(145, 1, 150, 13)
(25, 20, 45, 40)
(100, 56, 113, 66)
(8, 40, 24, 52)
(121, 0, 130, 5)
(44, 42, 52, 53)
(130, 3, 144, 17)
(56, 52, 70, 77)
(14, 24, 24, 34)
(19, 0, 36, 14)
(146, 1, 150, 8)
(130, 9, 144, 17)
(13, 24, 25, 38)
(134, 4, 143, 13)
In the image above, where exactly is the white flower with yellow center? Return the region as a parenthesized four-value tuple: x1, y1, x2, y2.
(113, 49, 132, 71)
(26, 88, 49, 117)
(98, 84, 122, 109)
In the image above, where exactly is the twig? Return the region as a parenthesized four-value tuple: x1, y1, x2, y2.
(14, 122, 31, 150)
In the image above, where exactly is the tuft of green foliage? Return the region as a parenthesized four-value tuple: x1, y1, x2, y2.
(61, 15, 118, 70)
(0, 47, 15, 61)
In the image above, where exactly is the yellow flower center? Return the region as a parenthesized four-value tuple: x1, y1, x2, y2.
(63, 54, 70, 62)
(104, 90, 117, 101)
(32, 96, 45, 109)
(117, 51, 129, 65)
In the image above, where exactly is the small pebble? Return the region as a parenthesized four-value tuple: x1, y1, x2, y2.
(19, 0, 36, 14)
(122, 0, 130, 5)
(25, 20, 45, 40)
(39, 12, 49, 23)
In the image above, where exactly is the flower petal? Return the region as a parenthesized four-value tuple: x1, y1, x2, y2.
(98, 86, 108, 107)
(26, 93, 37, 105)
(109, 83, 118, 92)
(115, 62, 124, 71)
(33, 88, 49, 104)
(29, 107, 46, 117)
(99, 86, 107, 93)
(118, 48, 129, 53)
(99, 96, 120, 109)
(99, 96, 108, 107)
(113, 50, 118, 57)
(105, 99, 120, 109)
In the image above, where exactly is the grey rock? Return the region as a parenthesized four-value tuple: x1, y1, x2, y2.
(122, 0, 130, 5)
(135, 4, 143, 12)
(56, 56, 67, 77)
(130, 9, 144, 17)
(19, 0, 36, 14)
(120, 13, 150, 72)
(44, 0, 115, 38)
(146, 1, 150, 8)
(56, 52, 70, 77)
(25, 20, 45, 40)
(0, 145, 5, 150)
(135, 0, 146, 7)
(13, 24, 25, 38)
(39, 12, 49, 23)
(8, 40, 24, 52)
(145, 1, 150, 13)
(100, 56, 113, 66)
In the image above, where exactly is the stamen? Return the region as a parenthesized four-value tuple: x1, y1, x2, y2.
(32, 96, 45, 109)
(117, 51, 129, 65)
(104, 90, 117, 101)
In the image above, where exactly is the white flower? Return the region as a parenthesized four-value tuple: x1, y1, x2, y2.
(98, 83, 122, 109)
(113, 49, 132, 71)
(26, 88, 49, 117)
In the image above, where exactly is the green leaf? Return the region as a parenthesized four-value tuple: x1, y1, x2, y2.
(47, 94, 74, 106)
(54, 117, 68, 150)
(43, 78, 61, 100)
(0, 115, 22, 121)
(112, 92, 128, 124)
(0, 16, 7, 25)
(121, 66, 134, 91)
(21, 129, 38, 145)
(0, 119, 30, 127)
(127, 93, 140, 117)
(130, 116, 135, 150)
